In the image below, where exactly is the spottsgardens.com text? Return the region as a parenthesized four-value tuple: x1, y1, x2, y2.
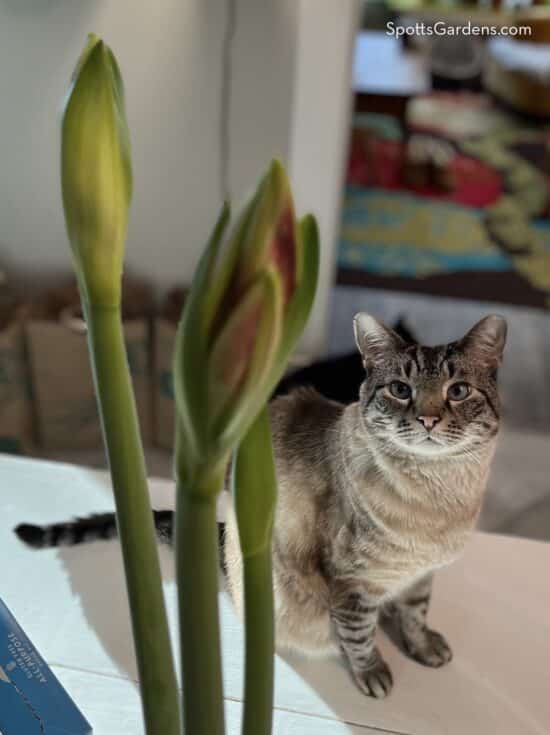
(386, 21, 532, 38)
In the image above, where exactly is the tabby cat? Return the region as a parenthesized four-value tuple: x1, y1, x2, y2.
(16, 313, 506, 698)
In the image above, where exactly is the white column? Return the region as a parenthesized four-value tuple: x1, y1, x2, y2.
(289, 0, 360, 360)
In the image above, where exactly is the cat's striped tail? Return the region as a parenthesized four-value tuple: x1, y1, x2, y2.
(14, 512, 227, 562)
(14, 510, 176, 549)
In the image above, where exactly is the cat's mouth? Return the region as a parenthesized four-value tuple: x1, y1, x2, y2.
(410, 431, 441, 444)
(412, 432, 458, 453)
(392, 432, 449, 455)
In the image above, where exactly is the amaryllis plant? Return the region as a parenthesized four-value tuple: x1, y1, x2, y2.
(61, 33, 319, 735)
(174, 161, 319, 735)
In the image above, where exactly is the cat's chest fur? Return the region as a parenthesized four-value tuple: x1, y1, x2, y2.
(224, 387, 499, 656)
(337, 441, 493, 598)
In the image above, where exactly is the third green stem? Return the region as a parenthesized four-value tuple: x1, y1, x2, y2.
(176, 488, 226, 735)
(241, 548, 274, 735)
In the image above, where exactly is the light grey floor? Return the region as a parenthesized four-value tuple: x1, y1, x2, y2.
(329, 286, 550, 541)
(480, 426, 550, 541)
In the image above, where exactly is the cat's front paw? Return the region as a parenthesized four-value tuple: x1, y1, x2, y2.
(404, 628, 453, 668)
(351, 651, 393, 698)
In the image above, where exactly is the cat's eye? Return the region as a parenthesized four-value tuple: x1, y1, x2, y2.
(447, 382, 471, 401)
(389, 381, 412, 400)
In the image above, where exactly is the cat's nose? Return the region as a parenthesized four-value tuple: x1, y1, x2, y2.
(416, 415, 440, 431)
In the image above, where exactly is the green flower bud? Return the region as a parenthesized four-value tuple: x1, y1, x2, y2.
(61, 34, 132, 307)
(173, 160, 319, 492)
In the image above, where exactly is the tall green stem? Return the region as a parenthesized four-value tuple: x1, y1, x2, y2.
(233, 406, 277, 735)
(86, 304, 180, 735)
(175, 487, 225, 735)
(241, 549, 274, 735)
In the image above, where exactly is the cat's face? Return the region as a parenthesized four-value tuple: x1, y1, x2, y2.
(354, 313, 507, 457)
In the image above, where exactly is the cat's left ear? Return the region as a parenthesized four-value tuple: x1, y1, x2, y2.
(353, 312, 406, 368)
(460, 315, 507, 367)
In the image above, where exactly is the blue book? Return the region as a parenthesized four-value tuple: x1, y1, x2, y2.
(0, 597, 92, 735)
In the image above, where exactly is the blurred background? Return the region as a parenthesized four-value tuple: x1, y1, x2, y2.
(1, 0, 549, 541)
(335, 0, 550, 540)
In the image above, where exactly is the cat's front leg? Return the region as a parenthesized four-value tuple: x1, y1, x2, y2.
(331, 588, 393, 698)
(384, 574, 452, 668)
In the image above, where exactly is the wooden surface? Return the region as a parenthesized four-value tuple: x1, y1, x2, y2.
(1, 455, 549, 734)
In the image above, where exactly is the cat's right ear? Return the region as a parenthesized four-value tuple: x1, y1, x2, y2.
(353, 313, 405, 368)
(459, 314, 507, 368)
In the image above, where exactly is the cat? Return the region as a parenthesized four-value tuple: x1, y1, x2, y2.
(15, 312, 506, 698)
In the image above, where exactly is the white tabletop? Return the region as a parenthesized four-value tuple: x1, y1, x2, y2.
(353, 31, 430, 96)
(1, 454, 549, 735)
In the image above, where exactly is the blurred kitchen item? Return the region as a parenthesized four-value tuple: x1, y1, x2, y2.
(514, 7, 550, 45)
(485, 37, 550, 117)
(430, 34, 485, 91)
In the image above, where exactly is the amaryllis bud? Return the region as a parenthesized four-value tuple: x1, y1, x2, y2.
(208, 269, 283, 434)
(228, 161, 299, 308)
(61, 34, 132, 307)
(173, 160, 319, 490)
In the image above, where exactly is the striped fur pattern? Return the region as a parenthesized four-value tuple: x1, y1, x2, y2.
(15, 511, 175, 549)
(332, 589, 392, 697)
(15, 313, 506, 699)
(15, 511, 228, 572)
(382, 573, 452, 668)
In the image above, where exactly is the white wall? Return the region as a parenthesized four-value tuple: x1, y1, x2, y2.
(0, 0, 357, 358)
(0, 0, 285, 285)
(228, 1, 297, 199)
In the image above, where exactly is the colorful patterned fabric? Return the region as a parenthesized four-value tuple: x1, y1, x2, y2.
(338, 95, 550, 308)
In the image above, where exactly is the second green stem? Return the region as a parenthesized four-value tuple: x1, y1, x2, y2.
(176, 488, 226, 735)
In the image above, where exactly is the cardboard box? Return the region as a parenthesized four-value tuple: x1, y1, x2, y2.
(25, 278, 153, 450)
(0, 319, 34, 455)
(0, 597, 91, 735)
(26, 318, 152, 450)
